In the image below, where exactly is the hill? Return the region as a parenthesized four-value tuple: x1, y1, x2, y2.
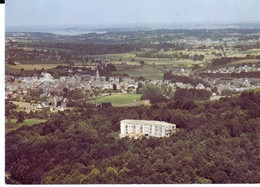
(5, 90, 260, 184)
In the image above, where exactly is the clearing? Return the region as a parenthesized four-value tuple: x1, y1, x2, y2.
(87, 93, 142, 106)
(5, 118, 47, 133)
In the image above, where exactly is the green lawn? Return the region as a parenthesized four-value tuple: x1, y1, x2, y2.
(87, 94, 142, 105)
(5, 118, 47, 133)
(11, 101, 32, 108)
(5, 119, 18, 124)
(22, 119, 47, 126)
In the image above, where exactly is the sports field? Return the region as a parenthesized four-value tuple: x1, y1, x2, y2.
(87, 94, 142, 105)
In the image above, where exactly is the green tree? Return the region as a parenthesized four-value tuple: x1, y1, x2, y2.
(84, 168, 100, 184)
(17, 111, 25, 124)
(141, 84, 167, 104)
(101, 167, 118, 184)
(140, 60, 145, 67)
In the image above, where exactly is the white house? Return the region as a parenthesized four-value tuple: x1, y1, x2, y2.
(196, 83, 205, 89)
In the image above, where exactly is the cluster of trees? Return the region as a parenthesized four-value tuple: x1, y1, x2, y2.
(211, 56, 260, 66)
(5, 100, 17, 118)
(6, 47, 62, 65)
(174, 88, 212, 100)
(233, 43, 260, 51)
(140, 84, 167, 104)
(40, 43, 136, 55)
(136, 51, 204, 61)
(211, 57, 245, 66)
(5, 100, 51, 121)
(5, 90, 260, 184)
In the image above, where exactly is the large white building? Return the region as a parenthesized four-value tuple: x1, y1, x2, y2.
(120, 119, 176, 138)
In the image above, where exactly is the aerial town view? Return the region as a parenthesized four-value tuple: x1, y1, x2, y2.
(4, 0, 260, 184)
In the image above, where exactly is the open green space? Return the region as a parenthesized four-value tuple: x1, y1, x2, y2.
(87, 94, 142, 105)
(22, 119, 47, 126)
(5, 118, 47, 133)
(228, 59, 260, 66)
(11, 101, 32, 108)
(6, 64, 63, 71)
(114, 64, 164, 79)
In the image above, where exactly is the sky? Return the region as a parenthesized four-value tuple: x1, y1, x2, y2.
(5, 0, 260, 28)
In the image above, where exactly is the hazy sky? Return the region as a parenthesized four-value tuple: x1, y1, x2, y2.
(5, 0, 260, 27)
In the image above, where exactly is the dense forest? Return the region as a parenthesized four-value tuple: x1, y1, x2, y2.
(5, 90, 260, 184)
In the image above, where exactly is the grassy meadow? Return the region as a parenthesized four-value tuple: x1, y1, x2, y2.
(114, 64, 164, 79)
(5, 118, 47, 133)
(6, 63, 63, 71)
(11, 101, 33, 109)
(87, 93, 142, 105)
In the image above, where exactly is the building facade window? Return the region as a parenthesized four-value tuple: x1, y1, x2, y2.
(120, 120, 176, 138)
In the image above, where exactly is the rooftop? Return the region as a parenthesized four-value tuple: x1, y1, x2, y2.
(121, 119, 176, 127)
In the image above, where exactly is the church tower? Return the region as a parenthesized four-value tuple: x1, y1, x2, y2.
(96, 70, 100, 80)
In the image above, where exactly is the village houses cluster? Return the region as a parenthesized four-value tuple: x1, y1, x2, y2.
(5, 62, 260, 112)
(205, 64, 260, 74)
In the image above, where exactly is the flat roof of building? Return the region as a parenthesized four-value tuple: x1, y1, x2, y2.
(121, 119, 176, 127)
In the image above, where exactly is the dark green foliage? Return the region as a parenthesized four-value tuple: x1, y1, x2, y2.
(17, 111, 26, 124)
(5, 99, 17, 117)
(221, 89, 233, 96)
(140, 60, 145, 67)
(141, 84, 168, 104)
(165, 98, 197, 110)
(5, 90, 260, 184)
(174, 88, 212, 100)
(101, 102, 112, 109)
(211, 56, 260, 66)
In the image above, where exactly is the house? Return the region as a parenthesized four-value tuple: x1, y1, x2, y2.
(175, 82, 185, 88)
(101, 76, 106, 81)
(196, 83, 205, 89)
(26, 105, 37, 112)
(37, 104, 43, 109)
(102, 82, 113, 89)
(121, 76, 132, 83)
(40, 73, 54, 82)
(164, 80, 171, 84)
(82, 74, 91, 81)
(109, 77, 115, 82)
(5, 75, 14, 82)
(40, 93, 48, 98)
(120, 119, 176, 138)
(37, 102, 48, 109)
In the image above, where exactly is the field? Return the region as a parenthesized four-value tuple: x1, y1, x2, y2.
(6, 63, 63, 71)
(5, 118, 47, 133)
(114, 64, 164, 80)
(228, 59, 260, 66)
(11, 101, 33, 109)
(145, 59, 200, 69)
(87, 93, 142, 105)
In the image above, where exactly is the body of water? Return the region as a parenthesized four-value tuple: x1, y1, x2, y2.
(6, 25, 107, 36)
